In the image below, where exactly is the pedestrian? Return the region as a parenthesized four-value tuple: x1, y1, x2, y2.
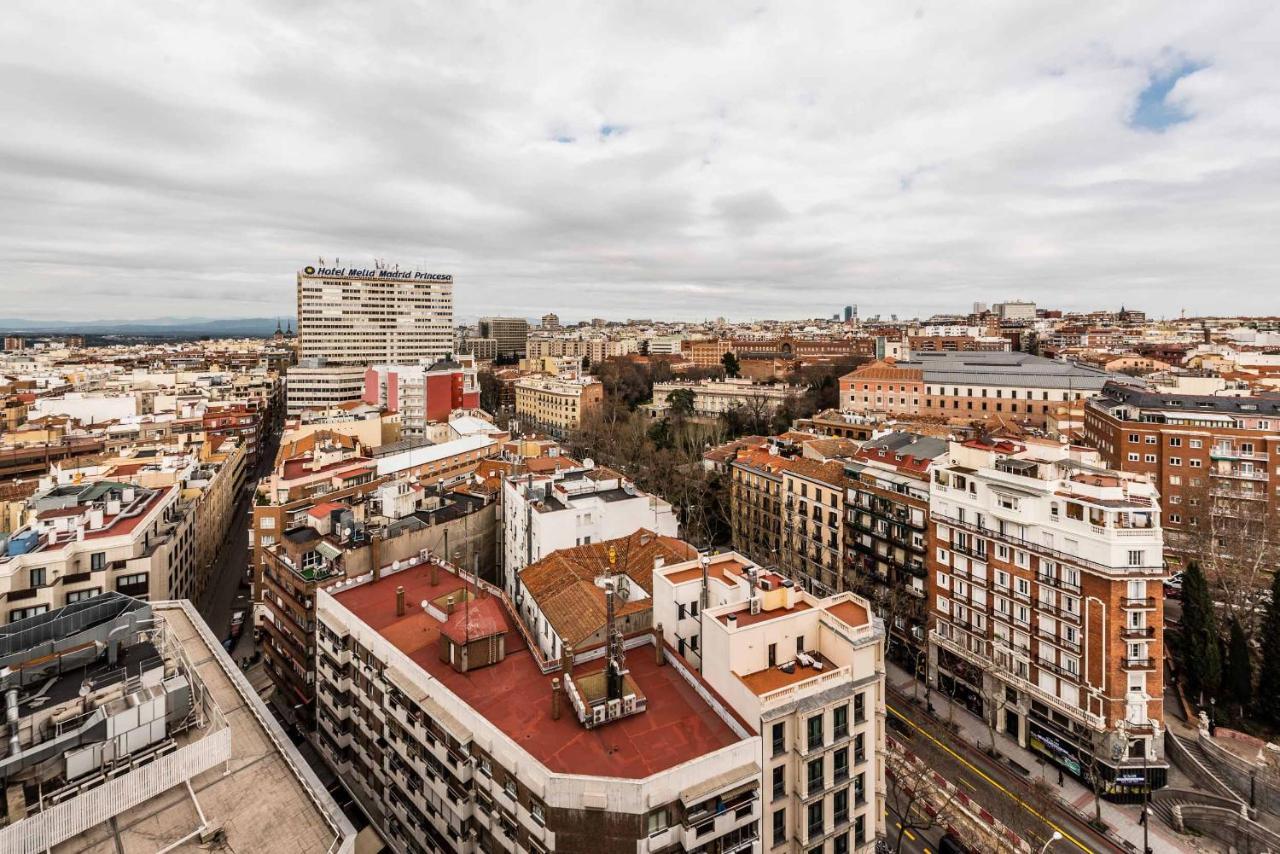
(1058, 766, 1064, 786)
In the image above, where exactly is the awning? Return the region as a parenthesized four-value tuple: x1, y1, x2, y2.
(679, 761, 759, 806)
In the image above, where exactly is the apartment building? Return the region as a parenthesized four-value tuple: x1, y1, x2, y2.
(654, 551, 887, 853)
(839, 352, 1116, 427)
(838, 361, 923, 415)
(478, 317, 531, 358)
(296, 263, 453, 366)
(363, 357, 481, 437)
(927, 437, 1168, 798)
(1083, 381, 1280, 563)
(728, 444, 790, 568)
(314, 557, 763, 854)
(513, 530, 695, 662)
(287, 359, 369, 415)
(0, 594, 354, 851)
(652, 379, 801, 418)
(525, 334, 630, 365)
(0, 479, 196, 619)
(513, 376, 603, 433)
(502, 465, 679, 594)
(782, 459, 848, 597)
(843, 433, 946, 669)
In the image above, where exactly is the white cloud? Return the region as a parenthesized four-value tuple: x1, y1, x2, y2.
(0, 1, 1277, 321)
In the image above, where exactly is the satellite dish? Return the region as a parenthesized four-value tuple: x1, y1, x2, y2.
(583, 458, 595, 469)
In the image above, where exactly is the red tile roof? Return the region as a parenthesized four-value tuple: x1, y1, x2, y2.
(334, 566, 744, 778)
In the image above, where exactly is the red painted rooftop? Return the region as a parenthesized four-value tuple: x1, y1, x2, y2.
(334, 566, 746, 779)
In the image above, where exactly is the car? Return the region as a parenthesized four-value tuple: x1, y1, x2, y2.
(1164, 571, 1184, 599)
(230, 609, 246, 638)
(938, 834, 971, 854)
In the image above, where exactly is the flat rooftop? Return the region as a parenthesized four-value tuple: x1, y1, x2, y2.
(333, 566, 746, 779)
(740, 651, 838, 696)
(51, 603, 349, 853)
(718, 598, 813, 628)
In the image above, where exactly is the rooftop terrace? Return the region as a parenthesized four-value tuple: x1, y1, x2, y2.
(332, 565, 747, 779)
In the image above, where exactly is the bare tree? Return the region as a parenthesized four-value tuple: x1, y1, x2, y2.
(886, 747, 961, 854)
(1178, 475, 1280, 637)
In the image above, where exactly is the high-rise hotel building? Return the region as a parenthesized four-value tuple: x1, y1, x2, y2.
(290, 263, 454, 413)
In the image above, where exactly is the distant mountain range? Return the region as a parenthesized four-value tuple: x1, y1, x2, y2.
(0, 317, 292, 337)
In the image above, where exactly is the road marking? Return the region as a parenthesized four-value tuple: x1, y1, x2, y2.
(905, 830, 917, 841)
(958, 776, 976, 790)
(887, 702, 1093, 853)
(923, 849, 932, 854)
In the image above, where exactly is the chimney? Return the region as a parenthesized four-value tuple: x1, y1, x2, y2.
(371, 534, 382, 582)
(562, 644, 574, 679)
(654, 624, 664, 666)
(446, 594, 455, 615)
(396, 585, 405, 617)
(551, 677, 562, 720)
(430, 560, 439, 586)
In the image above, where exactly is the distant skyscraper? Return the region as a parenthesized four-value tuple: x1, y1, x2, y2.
(478, 316, 530, 358)
(843, 305, 853, 321)
(972, 301, 988, 314)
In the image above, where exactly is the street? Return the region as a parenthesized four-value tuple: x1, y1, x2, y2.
(197, 427, 280, 662)
(885, 800, 947, 854)
(886, 687, 1125, 854)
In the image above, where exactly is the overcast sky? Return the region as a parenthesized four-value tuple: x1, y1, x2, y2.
(2, 2, 1277, 323)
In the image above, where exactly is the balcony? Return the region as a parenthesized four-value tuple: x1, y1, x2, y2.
(1121, 625, 1156, 640)
(1035, 573, 1081, 596)
(1035, 630, 1080, 655)
(1124, 657, 1157, 671)
(1121, 597, 1157, 610)
(934, 511, 1161, 574)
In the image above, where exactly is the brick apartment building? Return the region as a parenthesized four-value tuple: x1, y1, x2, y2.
(1083, 381, 1280, 566)
(927, 437, 1168, 798)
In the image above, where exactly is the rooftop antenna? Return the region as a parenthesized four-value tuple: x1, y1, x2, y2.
(603, 545, 628, 701)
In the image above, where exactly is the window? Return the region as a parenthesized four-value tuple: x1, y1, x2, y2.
(1128, 433, 1140, 443)
(1170, 457, 1182, 466)
(29, 567, 46, 588)
(807, 758, 824, 793)
(854, 814, 866, 845)
(90, 552, 106, 571)
(1145, 436, 1157, 444)
(796, 635, 805, 654)
(772, 722, 786, 756)
(505, 779, 517, 800)
(854, 692, 866, 724)
(1128, 550, 1144, 567)
(773, 808, 786, 846)
(807, 801, 824, 838)
(66, 588, 102, 604)
(854, 771, 866, 805)
(854, 732, 866, 764)
(1169, 436, 1182, 447)
(480, 757, 493, 776)
(531, 800, 546, 826)
(834, 703, 849, 739)
(1190, 438, 1203, 449)
(1128, 452, 1139, 462)
(833, 787, 849, 826)
(834, 747, 849, 781)
(1144, 454, 1157, 463)
(646, 807, 669, 836)
(834, 833, 850, 854)
(807, 714, 824, 750)
(10, 606, 49, 623)
(772, 765, 786, 800)
(1190, 458, 1202, 468)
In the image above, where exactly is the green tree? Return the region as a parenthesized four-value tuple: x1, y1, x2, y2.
(1181, 562, 1221, 702)
(581, 355, 591, 373)
(666, 387, 695, 418)
(721, 351, 741, 378)
(1257, 572, 1280, 725)
(1224, 617, 1253, 715)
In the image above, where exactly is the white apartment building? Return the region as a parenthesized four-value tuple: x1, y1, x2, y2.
(654, 551, 887, 853)
(296, 263, 454, 366)
(314, 558, 763, 854)
(0, 480, 196, 619)
(286, 359, 369, 416)
(927, 436, 1169, 797)
(502, 466, 679, 596)
(652, 379, 801, 418)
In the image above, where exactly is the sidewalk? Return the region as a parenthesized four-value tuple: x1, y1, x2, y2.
(885, 661, 1201, 853)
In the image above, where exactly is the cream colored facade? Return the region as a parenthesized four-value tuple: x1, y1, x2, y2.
(513, 376, 603, 431)
(296, 264, 453, 366)
(655, 552, 887, 854)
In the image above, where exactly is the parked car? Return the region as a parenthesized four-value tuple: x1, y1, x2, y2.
(230, 609, 246, 638)
(938, 834, 971, 854)
(1164, 571, 1184, 599)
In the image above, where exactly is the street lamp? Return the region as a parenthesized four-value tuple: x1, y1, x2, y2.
(1038, 831, 1063, 853)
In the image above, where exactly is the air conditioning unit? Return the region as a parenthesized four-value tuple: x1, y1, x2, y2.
(749, 596, 761, 616)
(607, 698, 621, 718)
(592, 704, 607, 725)
(758, 578, 773, 591)
(623, 694, 637, 714)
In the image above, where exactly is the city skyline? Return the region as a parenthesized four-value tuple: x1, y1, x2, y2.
(4, 3, 1279, 321)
